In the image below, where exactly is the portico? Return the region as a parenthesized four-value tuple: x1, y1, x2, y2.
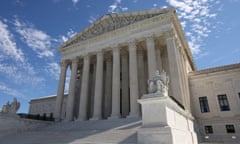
(54, 8, 194, 121)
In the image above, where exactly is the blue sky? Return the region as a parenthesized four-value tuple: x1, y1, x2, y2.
(0, 0, 239, 113)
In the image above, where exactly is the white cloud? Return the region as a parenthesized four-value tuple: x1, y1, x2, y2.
(14, 19, 54, 58)
(0, 82, 25, 98)
(0, 63, 44, 86)
(45, 62, 60, 80)
(72, 0, 79, 5)
(108, 0, 128, 13)
(60, 28, 77, 42)
(121, 7, 128, 12)
(166, 0, 220, 55)
(0, 20, 24, 62)
(0, 18, 45, 88)
(88, 16, 97, 24)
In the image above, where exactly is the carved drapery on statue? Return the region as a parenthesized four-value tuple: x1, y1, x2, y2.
(1, 98, 20, 113)
(148, 70, 169, 96)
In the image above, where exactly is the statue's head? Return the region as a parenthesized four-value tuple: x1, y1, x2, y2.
(155, 70, 160, 75)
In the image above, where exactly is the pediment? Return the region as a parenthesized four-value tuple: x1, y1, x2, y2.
(61, 8, 174, 49)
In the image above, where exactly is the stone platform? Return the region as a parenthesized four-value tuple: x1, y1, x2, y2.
(0, 113, 52, 139)
(0, 117, 141, 144)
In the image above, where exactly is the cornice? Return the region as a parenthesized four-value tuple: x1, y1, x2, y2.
(29, 94, 68, 103)
(170, 12, 196, 70)
(189, 63, 240, 77)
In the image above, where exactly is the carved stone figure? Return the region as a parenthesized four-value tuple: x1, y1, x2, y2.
(1, 98, 20, 113)
(148, 70, 169, 96)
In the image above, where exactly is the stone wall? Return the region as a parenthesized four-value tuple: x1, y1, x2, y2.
(29, 95, 68, 119)
(189, 63, 240, 143)
(0, 113, 51, 138)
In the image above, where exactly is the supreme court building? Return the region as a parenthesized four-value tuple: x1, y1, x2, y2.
(29, 8, 240, 143)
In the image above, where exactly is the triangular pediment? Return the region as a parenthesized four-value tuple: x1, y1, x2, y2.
(61, 8, 174, 49)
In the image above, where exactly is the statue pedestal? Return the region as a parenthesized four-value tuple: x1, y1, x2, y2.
(137, 94, 198, 144)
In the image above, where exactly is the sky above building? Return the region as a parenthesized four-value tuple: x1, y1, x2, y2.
(0, 0, 239, 113)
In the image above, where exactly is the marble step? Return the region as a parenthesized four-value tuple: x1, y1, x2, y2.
(0, 117, 141, 144)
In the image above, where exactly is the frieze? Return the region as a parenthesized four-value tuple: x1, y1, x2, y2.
(60, 9, 175, 49)
(65, 13, 161, 47)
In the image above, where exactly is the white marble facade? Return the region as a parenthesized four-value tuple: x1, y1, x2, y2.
(29, 8, 240, 143)
(49, 8, 195, 122)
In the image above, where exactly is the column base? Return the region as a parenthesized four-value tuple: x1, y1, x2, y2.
(108, 114, 121, 120)
(90, 116, 101, 121)
(76, 117, 87, 121)
(76, 115, 87, 121)
(127, 112, 140, 119)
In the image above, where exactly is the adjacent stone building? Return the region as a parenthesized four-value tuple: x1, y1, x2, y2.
(29, 8, 240, 143)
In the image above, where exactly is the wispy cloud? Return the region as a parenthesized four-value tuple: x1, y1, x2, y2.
(59, 28, 76, 42)
(108, 0, 128, 13)
(0, 18, 45, 87)
(0, 20, 24, 62)
(45, 62, 60, 80)
(14, 19, 54, 58)
(88, 16, 97, 24)
(0, 63, 44, 86)
(72, 0, 79, 5)
(166, 0, 220, 55)
(0, 82, 25, 98)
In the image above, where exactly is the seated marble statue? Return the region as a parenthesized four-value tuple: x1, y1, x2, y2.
(1, 98, 20, 114)
(148, 70, 169, 96)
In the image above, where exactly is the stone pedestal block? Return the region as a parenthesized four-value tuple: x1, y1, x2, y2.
(137, 94, 198, 144)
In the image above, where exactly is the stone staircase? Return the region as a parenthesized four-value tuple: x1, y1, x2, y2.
(0, 117, 141, 144)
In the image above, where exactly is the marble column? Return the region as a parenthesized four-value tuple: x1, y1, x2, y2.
(146, 36, 157, 79)
(88, 61, 96, 119)
(103, 54, 112, 118)
(91, 51, 104, 120)
(66, 58, 78, 121)
(137, 47, 146, 98)
(78, 55, 90, 121)
(121, 49, 129, 117)
(128, 41, 139, 117)
(55, 61, 68, 121)
(109, 46, 121, 119)
(166, 30, 185, 107)
(156, 47, 162, 72)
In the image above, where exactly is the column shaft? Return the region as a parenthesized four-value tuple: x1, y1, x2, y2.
(78, 56, 90, 121)
(128, 41, 139, 117)
(66, 58, 78, 121)
(92, 52, 104, 120)
(156, 47, 162, 72)
(104, 56, 112, 118)
(121, 50, 129, 117)
(55, 61, 68, 121)
(110, 47, 120, 118)
(137, 48, 146, 98)
(166, 31, 185, 107)
(88, 62, 96, 118)
(146, 36, 157, 79)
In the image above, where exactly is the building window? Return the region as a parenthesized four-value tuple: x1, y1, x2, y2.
(204, 125, 213, 134)
(218, 94, 230, 111)
(199, 96, 210, 113)
(238, 92, 240, 99)
(226, 125, 235, 133)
